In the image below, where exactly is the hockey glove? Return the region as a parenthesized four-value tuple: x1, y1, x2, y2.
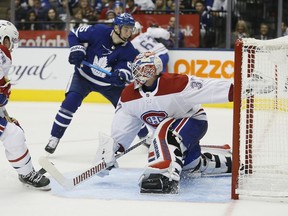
(109, 69, 132, 87)
(68, 45, 86, 67)
(0, 81, 11, 107)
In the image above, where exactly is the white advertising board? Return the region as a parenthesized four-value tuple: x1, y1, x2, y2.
(167, 50, 234, 80)
(9, 48, 74, 90)
(9, 48, 234, 91)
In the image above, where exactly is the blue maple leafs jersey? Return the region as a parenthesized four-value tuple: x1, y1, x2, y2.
(68, 24, 139, 86)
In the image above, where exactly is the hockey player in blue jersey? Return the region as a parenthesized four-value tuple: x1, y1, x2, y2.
(45, 13, 148, 154)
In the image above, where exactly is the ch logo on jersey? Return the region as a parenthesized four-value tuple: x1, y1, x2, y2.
(141, 111, 168, 128)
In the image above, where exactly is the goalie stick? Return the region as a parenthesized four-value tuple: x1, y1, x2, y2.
(39, 138, 147, 189)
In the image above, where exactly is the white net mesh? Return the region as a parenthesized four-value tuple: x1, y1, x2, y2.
(237, 36, 288, 198)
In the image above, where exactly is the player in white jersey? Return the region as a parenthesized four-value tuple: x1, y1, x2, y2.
(0, 20, 50, 190)
(131, 22, 172, 72)
(109, 52, 233, 193)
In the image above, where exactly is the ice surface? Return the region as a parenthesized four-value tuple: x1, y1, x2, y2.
(1, 102, 288, 216)
(50, 168, 231, 202)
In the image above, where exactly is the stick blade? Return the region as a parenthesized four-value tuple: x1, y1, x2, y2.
(38, 156, 73, 189)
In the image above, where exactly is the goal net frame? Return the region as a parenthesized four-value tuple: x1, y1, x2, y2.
(231, 37, 288, 200)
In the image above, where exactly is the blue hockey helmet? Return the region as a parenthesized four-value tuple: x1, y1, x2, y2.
(114, 13, 135, 28)
(113, 0, 124, 9)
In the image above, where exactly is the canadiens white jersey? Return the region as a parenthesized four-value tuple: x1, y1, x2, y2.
(111, 73, 233, 149)
(131, 27, 170, 56)
(0, 45, 12, 79)
(0, 45, 12, 118)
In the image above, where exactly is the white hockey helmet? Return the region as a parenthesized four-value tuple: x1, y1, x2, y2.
(132, 52, 163, 89)
(0, 20, 19, 51)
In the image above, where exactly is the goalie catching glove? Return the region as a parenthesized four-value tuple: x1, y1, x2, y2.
(243, 71, 275, 97)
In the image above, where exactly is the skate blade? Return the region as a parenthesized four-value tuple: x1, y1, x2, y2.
(140, 188, 178, 194)
(21, 183, 51, 191)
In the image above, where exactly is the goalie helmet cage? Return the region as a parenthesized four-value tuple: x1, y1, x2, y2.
(231, 37, 288, 201)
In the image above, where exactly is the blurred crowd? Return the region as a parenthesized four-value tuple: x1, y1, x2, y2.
(4, 0, 288, 49)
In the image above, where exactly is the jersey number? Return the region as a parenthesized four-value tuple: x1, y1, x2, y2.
(139, 36, 156, 50)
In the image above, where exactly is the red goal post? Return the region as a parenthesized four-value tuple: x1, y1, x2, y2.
(232, 37, 288, 201)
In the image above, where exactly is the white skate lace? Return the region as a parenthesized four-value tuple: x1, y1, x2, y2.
(28, 171, 42, 183)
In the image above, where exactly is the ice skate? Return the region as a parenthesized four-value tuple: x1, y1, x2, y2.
(19, 170, 51, 191)
(45, 136, 60, 154)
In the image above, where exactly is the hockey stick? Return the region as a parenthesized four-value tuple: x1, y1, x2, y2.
(1, 106, 12, 122)
(81, 60, 112, 76)
(39, 138, 147, 189)
(81, 60, 132, 85)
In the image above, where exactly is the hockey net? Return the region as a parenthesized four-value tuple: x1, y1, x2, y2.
(232, 37, 288, 200)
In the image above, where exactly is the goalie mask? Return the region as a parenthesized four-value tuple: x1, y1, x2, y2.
(132, 52, 163, 89)
(0, 20, 19, 51)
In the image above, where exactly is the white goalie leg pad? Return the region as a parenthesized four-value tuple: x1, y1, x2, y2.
(183, 145, 232, 175)
(200, 145, 232, 174)
(0, 122, 33, 175)
(146, 118, 185, 181)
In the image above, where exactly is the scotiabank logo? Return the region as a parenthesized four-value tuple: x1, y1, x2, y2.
(19, 31, 68, 47)
(19, 35, 67, 47)
(172, 59, 234, 79)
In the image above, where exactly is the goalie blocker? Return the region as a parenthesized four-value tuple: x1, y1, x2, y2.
(139, 118, 232, 194)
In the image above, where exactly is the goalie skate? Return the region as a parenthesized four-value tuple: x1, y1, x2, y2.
(140, 174, 179, 194)
(19, 170, 51, 191)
